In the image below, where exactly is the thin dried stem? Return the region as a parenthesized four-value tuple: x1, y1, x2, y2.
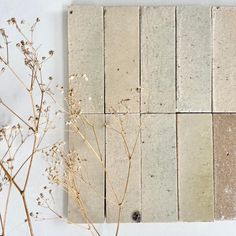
(0, 100, 32, 130)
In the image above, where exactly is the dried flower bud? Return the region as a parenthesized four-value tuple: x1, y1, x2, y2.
(0, 29, 6, 37)
(49, 50, 54, 56)
(7, 17, 16, 25)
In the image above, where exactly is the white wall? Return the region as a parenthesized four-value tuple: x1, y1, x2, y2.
(0, 0, 236, 235)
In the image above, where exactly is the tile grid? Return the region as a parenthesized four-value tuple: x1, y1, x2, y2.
(68, 5, 236, 223)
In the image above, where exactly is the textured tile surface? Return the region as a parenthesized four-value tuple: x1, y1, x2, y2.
(68, 6, 104, 113)
(213, 7, 236, 112)
(106, 114, 141, 222)
(141, 6, 176, 113)
(105, 7, 140, 113)
(67, 5, 236, 223)
(177, 6, 211, 112)
(68, 114, 105, 223)
(214, 114, 236, 220)
(141, 114, 177, 222)
(178, 114, 214, 221)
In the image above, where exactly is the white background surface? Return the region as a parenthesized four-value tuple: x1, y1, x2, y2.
(1, 0, 236, 235)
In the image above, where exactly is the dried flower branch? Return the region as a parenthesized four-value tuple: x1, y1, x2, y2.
(0, 18, 141, 236)
(44, 74, 141, 236)
(0, 18, 61, 236)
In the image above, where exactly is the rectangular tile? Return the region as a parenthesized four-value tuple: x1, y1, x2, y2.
(214, 114, 236, 220)
(213, 7, 236, 112)
(105, 7, 140, 113)
(141, 7, 175, 113)
(106, 114, 141, 222)
(141, 114, 177, 222)
(68, 6, 104, 113)
(177, 6, 211, 112)
(68, 114, 105, 223)
(178, 114, 214, 221)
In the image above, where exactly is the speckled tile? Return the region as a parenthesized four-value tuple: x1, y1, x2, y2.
(105, 7, 140, 113)
(106, 114, 141, 223)
(141, 114, 177, 222)
(68, 6, 104, 113)
(68, 114, 105, 223)
(141, 6, 176, 113)
(177, 6, 211, 112)
(178, 114, 214, 221)
(213, 7, 236, 112)
(214, 114, 236, 220)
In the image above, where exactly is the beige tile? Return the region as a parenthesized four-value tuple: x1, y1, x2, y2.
(141, 6, 176, 113)
(214, 114, 236, 220)
(177, 6, 211, 112)
(68, 114, 105, 223)
(178, 114, 214, 221)
(106, 114, 141, 222)
(105, 7, 140, 113)
(213, 7, 236, 112)
(68, 6, 104, 113)
(141, 114, 177, 222)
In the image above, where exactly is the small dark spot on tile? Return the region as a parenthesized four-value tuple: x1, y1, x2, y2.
(69, 10, 73, 14)
(216, 6, 220, 9)
(150, 174, 155, 178)
(117, 68, 120, 71)
(132, 211, 141, 223)
(226, 152, 230, 157)
(160, 103, 163, 106)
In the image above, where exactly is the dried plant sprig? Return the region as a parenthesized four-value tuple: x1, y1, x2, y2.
(0, 17, 141, 236)
(45, 73, 141, 236)
(0, 18, 61, 236)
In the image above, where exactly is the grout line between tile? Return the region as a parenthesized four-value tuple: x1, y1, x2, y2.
(103, 6, 107, 223)
(212, 111, 216, 220)
(211, 6, 214, 114)
(175, 6, 180, 222)
(175, 6, 178, 113)
(176, 112, 180, 222)
(210, 6, 216, 220)
(80, 112, 236, 115)
(139, 6, 143, 220)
